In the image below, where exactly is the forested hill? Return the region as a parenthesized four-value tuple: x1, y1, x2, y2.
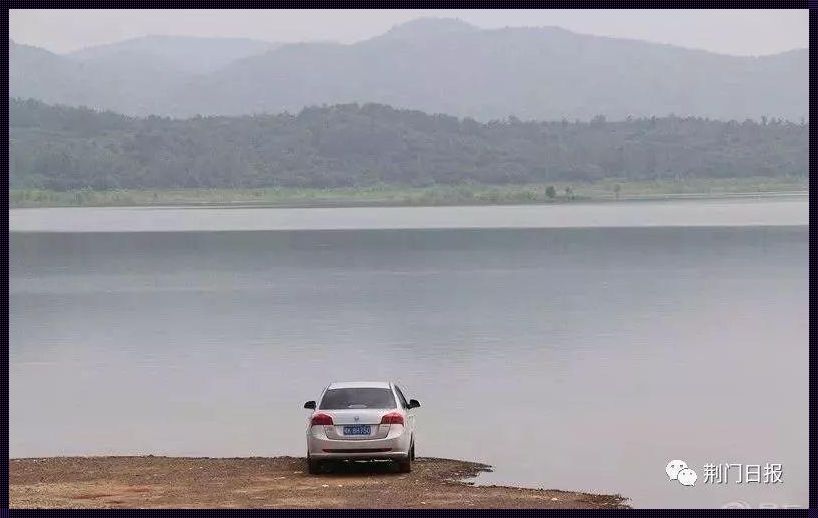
(10, 98, 808, 191)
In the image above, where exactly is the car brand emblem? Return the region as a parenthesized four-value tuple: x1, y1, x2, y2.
(354, 416, 359, 421)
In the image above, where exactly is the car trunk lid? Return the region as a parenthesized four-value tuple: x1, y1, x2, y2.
(320, 409, 392, 440)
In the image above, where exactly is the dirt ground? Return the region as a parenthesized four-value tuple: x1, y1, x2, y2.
(10, 456, 629, 509)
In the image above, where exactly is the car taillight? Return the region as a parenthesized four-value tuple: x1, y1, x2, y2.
(380, 412, 404, 425)
(311, 413, 333, 426)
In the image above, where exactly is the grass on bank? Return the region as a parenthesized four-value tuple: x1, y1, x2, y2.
(9, 176, 808, 208)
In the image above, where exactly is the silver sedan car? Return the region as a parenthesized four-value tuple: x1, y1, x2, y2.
(304, 381, 420, 473)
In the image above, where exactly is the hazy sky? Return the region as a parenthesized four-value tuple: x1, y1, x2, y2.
(10, 9, 807, 56)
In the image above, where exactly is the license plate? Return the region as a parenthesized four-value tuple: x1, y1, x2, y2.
(343, 425, 371, 436)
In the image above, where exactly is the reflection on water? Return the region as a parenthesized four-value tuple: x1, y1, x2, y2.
(10, 224, 807, 508)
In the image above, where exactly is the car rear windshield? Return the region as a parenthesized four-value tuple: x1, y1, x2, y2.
(319, 388, 396, 410)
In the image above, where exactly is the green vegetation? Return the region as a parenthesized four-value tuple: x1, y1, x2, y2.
(10, 177, 807, 208)
(11, 99, 808, 190)
(10, 99, 807, 204)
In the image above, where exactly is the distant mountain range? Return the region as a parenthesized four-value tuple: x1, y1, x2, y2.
(10, 18, 808, 121)
(68, 34, 280, 74)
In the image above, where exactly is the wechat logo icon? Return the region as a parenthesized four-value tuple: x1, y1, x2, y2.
(667, 460, 697, 486)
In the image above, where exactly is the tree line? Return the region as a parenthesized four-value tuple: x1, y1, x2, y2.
(10, 98, 808, 191)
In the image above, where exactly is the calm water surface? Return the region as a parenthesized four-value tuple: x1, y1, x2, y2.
(10, 200, 808, 508)
(9, 197, 808, 232)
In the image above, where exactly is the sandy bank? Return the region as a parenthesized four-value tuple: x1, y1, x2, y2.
(10, 456, 629, 509)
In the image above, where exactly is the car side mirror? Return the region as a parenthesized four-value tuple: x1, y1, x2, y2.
(408, 399, 420, 409)
(304, 400, 316, 410)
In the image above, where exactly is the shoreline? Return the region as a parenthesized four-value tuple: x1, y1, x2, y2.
(9, 456, 630, 509)
(8, 178, 808, 209)
(8, 190, 809, 211)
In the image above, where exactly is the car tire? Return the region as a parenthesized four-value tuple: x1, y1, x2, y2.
(397, 443, 413, 473)
(307, 456, 322, 475)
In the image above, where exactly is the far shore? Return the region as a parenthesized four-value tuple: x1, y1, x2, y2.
(9, 456, 629, 509)
(8, 177, 807, 209)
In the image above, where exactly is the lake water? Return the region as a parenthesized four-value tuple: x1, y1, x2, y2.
(9, 197, 808, 232)
(10, 199, 808, 508)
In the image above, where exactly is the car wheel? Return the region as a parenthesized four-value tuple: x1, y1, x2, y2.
(397, 444, 413, 473)
(307, 455, 322, 475)
(397, 457, 412, 473)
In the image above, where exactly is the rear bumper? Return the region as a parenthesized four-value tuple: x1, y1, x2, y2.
(307, 424, 411, 460)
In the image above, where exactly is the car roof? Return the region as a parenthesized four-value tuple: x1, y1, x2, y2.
(327, 381, 392, 389)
